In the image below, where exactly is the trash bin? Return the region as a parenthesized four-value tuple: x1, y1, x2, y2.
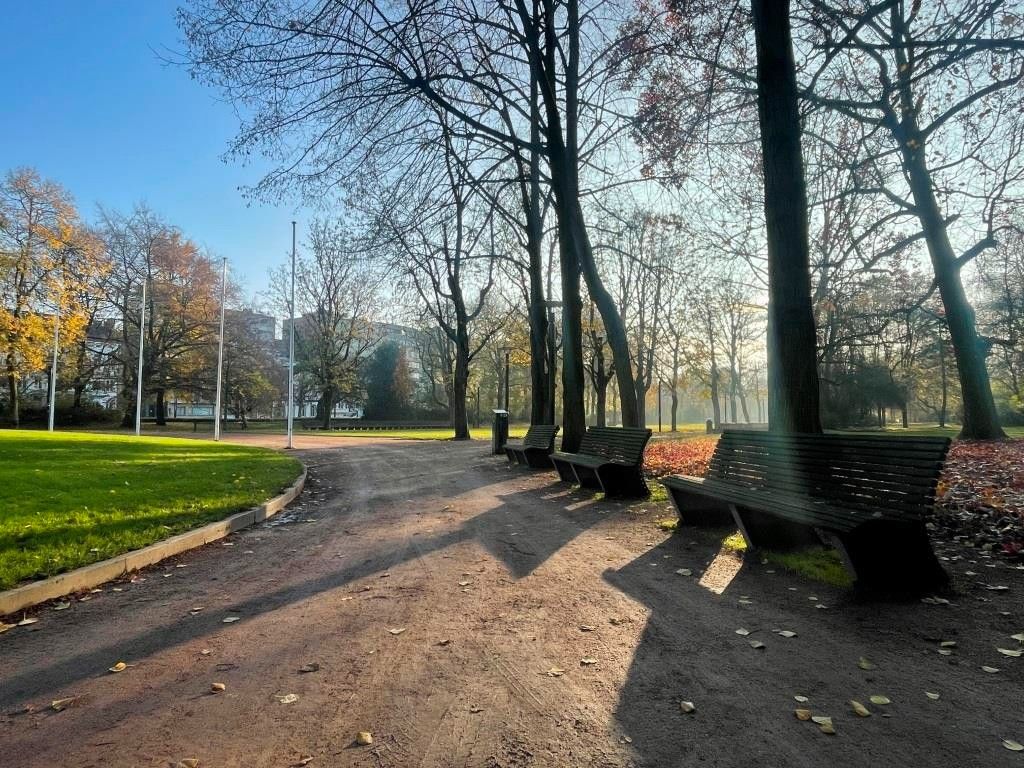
(705, 418, 714, 434)
(492, 409, 509, 455)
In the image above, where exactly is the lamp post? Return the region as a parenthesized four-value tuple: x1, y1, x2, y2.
(502, 347, 512, 412)
(287, 221, 296, 449)
(47, 276, 64, 432)
(134, 274, 148, 437)
(213, 257, 228, 441)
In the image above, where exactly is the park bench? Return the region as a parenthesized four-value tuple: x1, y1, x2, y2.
(550, 426, 653, 498)
(504, 424, 560, 468)
(660, 429, 952, 592)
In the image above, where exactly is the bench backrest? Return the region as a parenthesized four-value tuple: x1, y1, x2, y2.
(708, 430, 951, 518)
(523, 424, 559, 450)
(578, 426, 653, 465)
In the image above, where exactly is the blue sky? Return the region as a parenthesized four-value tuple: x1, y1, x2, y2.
(0, 1, 303, 297)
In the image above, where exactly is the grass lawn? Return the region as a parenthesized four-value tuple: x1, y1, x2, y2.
(0, 430, 303, 591)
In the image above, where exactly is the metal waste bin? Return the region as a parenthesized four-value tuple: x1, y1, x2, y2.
(492, 409, 509, 455)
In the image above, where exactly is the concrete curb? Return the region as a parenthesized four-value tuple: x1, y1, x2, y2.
(0, 468, 307, 617)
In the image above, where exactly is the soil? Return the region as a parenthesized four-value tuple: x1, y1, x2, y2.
(1, 435, 1022, 767)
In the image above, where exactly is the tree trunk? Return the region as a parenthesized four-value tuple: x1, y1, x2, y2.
(902, 150, 1004, 438)
(939, 342, 948, 428)
(710, 364, 722, 430)
(6, 371, 18, 427)
(752, 0, 823, 434)
(452, 337, 471, 440)
(155, 388, 166, 426)
(319, 387, 334, 429)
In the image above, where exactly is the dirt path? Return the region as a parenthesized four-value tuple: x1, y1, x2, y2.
(1, 438, 1022, 767)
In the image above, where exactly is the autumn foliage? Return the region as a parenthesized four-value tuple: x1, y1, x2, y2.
(644, 437, 718, 478)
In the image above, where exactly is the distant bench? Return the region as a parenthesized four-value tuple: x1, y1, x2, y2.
(504, 425, 559, 468)
(660, 429, 951, 592)
(551, 426, 653, 498)
(301, 421, 450, 431)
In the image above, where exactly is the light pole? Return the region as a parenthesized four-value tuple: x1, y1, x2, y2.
(47, 277, 63, 432)
(503, 347, 512, 412)
(286, 221, 296, 449)
(134, 274, 148, 437)
(213, 257, 228, 441)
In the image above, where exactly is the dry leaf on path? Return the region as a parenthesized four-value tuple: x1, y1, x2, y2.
(997, 648, 1022, 657)
(749, 640, 766, 650)
(176, 760, 200, 768)
(53, 602, 71, 611)
(17, 617, 38, 627)
(858, 657, 876, 670)
(356, 731, 373, 745)
(222, 617, 240, 624)
(298, 663, 320, 673)
(0, 622, 14, 634)
(108, 662, 127, 673)
(850, 700, 871, 717)
(579, 625, 596, 632)
(544, 667, 566, 677)
(580, 657, 597, 666)
(675, 569, 692, 576)
(387, 628, 406, 635)
(925, 692, 940, 700)
(869, 696, 891, 706)
(795, 709, 812, 721)
(982, 666, 1001, 673)
(469, 705, 484, 713)
(211, 683, 226, 693)
(1004, 740, 1024, 752)
(794, 695, 809, 703)
(776, 630, 797, 638)
(735, 628, 751, 636)
(276, 693, 299, 704)
(680, 701, 696, 714)
(51, 697, 77, 711)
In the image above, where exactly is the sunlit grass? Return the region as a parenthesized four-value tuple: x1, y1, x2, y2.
(0, 430, 302, 590)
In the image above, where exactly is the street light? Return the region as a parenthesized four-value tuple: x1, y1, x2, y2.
(501, 347, 512, 412)
(287, 221, 296, 450)
(213, 257, 227, 441)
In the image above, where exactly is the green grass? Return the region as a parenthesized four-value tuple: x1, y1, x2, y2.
(716, 531, 851, 587)
(0, 430, 303, 590)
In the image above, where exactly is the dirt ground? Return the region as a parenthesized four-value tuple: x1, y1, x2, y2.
(1, 436, 1022, 767)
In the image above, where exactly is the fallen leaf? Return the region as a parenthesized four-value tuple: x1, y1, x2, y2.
(581, 657, 598, 666)
(53, 601, 71, 611)
(291, 757, 314, 767)
(50, 697, 77, 711)
(926, 692, 940, 700)
(776, 630, 797, 638)
(749, 640, 766, 650)
(458, 581, 471, 587)
(795, 709, 812, 721)
(675, 568, 692, 576)
(858, 657, 876, 671)
(211, 682, 226, 693)
(1011, 633, 1024, 643)
(680, 701, 696, 714)
(982, 666, 1001, 673)
(794, 695, 809, 703)
(200, 649, 211, 656)
(819, 721, 836, 735)
(811, 716, 831, 725)
(939, 640, 957, 648)
(108, 662, 127, 673)
(1004, 740, 1024, 752)
(388, 628, 406, 635)
(997, 648, 1023, 657)
(869, 695, 891, 706)
(299, 663, 320, 673)
(738, 599, 753, 605)
(356, 731, 373, 745)
(277, 693, 299, 704)
(938, 649, 954, 656)
(17, 617, 38, 627)
(579, 625, 596, 632)
(222, 617, 240, 624)
(735, 628, 751, 636)
(544, 667, 566, 677)
(437, 639, 452, 646)
(176, 760, 200, 768)
(850, 700, 871, 717)
(0, 622, 14, 634)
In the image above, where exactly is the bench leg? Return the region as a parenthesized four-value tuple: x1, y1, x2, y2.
(524, 449, 554, 469)
(573, 465, 604, 491)
(504, 447, 516, 464)
(730, 504, 820, 550)
(597, 466, 649, 499)
(819, 521, 948, 594)
(667, 487, 734, 526)
(551, 458, 577, 483)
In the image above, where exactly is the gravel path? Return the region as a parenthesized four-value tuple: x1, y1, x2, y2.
(1, 436, 1022, 767)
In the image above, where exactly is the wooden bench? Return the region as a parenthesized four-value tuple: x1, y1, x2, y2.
(551, 426, 653, 498)
(660, 429, 952, 592)
(504, 425, 560, 468)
